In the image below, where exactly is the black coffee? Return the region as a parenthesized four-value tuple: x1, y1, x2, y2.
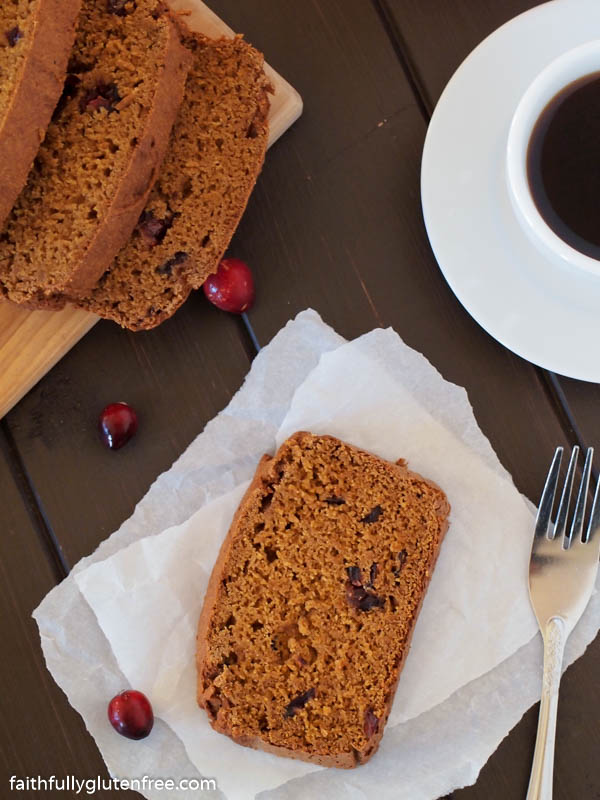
(527, 72, 600, 259)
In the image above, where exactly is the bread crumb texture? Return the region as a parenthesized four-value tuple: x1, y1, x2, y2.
(197, 432, 450, 765)
(0, 0, 37, 115)
(0, 0, 174, 301)
(76, 32, 271, 329)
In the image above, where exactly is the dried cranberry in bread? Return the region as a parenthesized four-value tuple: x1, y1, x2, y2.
(73, 32, 271, 330)
(197, 432, 450, 767)
(0, 0, 191, 304)
(0, 0, 81, 229)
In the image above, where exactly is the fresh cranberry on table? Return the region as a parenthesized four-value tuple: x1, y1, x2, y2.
(98, 402, 138, 450)
(203, 258, 255, 313)
(107, 690, 154, 740)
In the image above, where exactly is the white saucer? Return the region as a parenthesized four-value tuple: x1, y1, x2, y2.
(421, 0, 600, 381)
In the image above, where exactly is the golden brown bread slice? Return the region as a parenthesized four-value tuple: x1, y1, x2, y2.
(197, 431, 450, 767)
(0, 0, 82, 228)
(0, 0, 191, 305)
(70, 32, 271, 330)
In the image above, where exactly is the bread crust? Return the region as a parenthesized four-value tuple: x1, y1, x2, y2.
(63, 16, 192, 297)
(196, 431, 450, 768)
(0, 0, 82, 228)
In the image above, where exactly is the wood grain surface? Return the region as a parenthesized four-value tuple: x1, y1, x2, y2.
(0, 0, 301, 423)
(1, 1, 598, 799)
(0, 433, 132, 799)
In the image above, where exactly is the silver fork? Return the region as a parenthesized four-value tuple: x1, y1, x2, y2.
(527, 446, 600, 800)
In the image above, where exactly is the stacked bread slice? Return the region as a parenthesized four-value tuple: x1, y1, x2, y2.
(67, 32, 270, 329)
(0, 1, 271, 329)
(0, 0, 191, 305)
(0, 0, 81, 227)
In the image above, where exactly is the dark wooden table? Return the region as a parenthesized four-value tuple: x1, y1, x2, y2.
(2, 1, 599, 798)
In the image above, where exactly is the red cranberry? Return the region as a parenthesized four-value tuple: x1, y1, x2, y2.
(99, 402, 138, 450)
(108, 690, 154, 740)
(203, 258, 255, 313)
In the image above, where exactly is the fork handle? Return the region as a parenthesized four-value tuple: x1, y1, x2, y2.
(526, 617, 567, 800)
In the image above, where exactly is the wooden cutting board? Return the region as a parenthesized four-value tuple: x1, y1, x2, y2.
(0, 0, 302, 420)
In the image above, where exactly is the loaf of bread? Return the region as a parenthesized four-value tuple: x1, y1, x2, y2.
(72, 32, 271, 330)
(0, 0, 191, 305)
(197, 432, 450, 767)
(0, 0, 81, 229)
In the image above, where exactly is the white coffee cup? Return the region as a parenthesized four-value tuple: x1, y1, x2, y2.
(506, 40, 600, 278)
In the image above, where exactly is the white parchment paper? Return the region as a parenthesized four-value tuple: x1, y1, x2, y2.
(34, 310, 600, 800)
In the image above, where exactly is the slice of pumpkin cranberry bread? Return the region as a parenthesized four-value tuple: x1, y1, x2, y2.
(72, 32, 271, 330)
(197, 432, 450, 767)
(0, 0, 191, 305)
(0, 0, 81, 228)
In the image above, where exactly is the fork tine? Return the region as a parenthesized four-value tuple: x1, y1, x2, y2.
(535, 446, 563, 538)
(567, 447, 593, 546)
(553, 446, 579, 540)
(584, 470, 600, 544)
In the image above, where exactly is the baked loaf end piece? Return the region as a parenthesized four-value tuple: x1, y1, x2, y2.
(0, 0, 81, 228)
(74, 32, 271, 330)
(0, 0, 191, 305)
(197, 432, 450, 767)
